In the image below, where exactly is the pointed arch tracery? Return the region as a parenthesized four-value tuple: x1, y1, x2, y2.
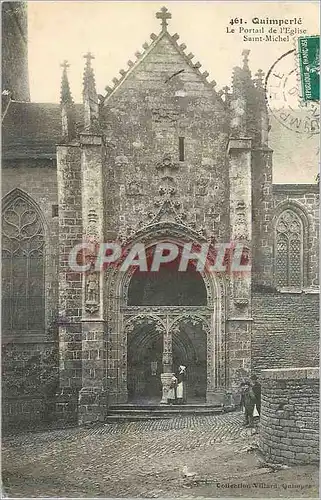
(274, 202, 309, 288)
(105, 220, 227, 400)
(2, 189, 46, 333)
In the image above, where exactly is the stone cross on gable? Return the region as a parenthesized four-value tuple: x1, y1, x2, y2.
(156, 6, 172, 30)
(84, 52, 95, 64)
(60, 60, 70, 70)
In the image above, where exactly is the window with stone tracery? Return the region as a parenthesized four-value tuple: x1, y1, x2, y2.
(275, 209, 304, 288)
(2, 191, 45, 333)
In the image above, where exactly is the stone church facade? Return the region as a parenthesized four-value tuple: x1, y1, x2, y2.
(2, 4, 319, 427)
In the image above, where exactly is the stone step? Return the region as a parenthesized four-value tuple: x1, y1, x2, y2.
(105, 414, 174, 422)
(104, 408, 236, 422)
(105, 404, 236, 422)
(108, 408, 224, 416)
(109, 404, 223, 411)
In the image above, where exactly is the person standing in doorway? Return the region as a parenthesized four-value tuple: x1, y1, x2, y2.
(251, 374, 261, 416)
(239, 382, 246, 412)
(176, 365, 187, 404)
(243, 380, 256, 427)
(167, 374, 177, 405)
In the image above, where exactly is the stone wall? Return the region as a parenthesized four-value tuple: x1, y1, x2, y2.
(260, 367, 319, 464)
(2, 396, 47, 431)
(252, 290, 319, 372)
(1, 341, 59, 431)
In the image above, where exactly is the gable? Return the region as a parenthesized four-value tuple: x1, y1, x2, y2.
(103, 32, 224, 109)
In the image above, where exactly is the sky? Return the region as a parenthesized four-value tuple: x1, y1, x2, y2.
(27, 1, 319, 183)
(28, 1, 319, 103)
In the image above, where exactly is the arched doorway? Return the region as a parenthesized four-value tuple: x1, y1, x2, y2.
(127, 319, 163, 403)
(172, 319, 207, 402)
(107, 228, 227, 404)
(126, 249, 209, 402)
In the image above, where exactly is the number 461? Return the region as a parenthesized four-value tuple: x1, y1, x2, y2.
(229, 18, 244, 25)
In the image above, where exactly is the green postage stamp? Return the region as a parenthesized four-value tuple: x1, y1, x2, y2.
(298, 35, 320, 101)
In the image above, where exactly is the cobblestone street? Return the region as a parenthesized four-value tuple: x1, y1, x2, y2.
(2, 412, 318, 498)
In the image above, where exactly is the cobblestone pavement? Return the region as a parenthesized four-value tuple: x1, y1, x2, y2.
(2, 412, 318, 498)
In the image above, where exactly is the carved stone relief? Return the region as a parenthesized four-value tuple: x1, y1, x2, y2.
(85, 271, 100, 314)
(115, 155, 129, 168)
(126, 180, 143, 196)
(162, 331, 172, 366)
(87, 204, 99, 240)
(195, 176, 209, 196)
(233, 278, 250, 308)
(234, 200, 248, 240)
(156, 154, 179, 179)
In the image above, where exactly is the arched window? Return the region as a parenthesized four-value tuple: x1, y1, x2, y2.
(2, 190, 45, 333)
(275, 209, 304, 288)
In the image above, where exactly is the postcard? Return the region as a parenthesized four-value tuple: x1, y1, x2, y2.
(2, 1, 319, 498)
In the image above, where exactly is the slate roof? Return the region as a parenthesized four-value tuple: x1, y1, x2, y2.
(2, 101, 83, 160)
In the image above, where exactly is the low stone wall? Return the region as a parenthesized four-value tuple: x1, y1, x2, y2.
(252, 291, 319, 372)
(2, 395, 50, 432)
(260, 367, 319, 464)
(3, 391, 78, 433)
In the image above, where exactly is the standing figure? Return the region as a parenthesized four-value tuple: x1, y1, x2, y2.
(167, 374, 177, 405)
(239, 382, 246, 412)
(86, 273, 98, 302)
(176, 365, 187, 404)
(243, 380, 256, 427)
(251, 374, 261, 416)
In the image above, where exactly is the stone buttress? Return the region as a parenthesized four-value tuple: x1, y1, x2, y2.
(78, 53, 108, 424)
(56, 61, 82, 422)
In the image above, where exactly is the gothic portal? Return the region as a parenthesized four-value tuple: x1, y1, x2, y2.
(126, 263, 208, 402)
(2, 4, 319, 428)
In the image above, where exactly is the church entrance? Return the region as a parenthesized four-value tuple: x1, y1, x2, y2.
(126, 316, 207, 403)
(127, 322, 163, 403)
(109, 235, 226, 405)
(172, 321, 207, 402)
(125, 251, 209, 403)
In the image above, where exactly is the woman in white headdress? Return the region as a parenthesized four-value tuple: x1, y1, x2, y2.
(167, 374, 177, 404)
(176, 365, 187, 404)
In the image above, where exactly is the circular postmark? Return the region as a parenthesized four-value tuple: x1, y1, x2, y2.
(265, 49, 319, 136)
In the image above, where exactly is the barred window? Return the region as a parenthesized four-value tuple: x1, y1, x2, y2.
(275, 209, 303, 288)
(2, 191, 45, 333)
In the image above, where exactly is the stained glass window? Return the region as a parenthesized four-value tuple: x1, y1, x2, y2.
(275, 209, 303, 288)
(2, 191, 45, 333)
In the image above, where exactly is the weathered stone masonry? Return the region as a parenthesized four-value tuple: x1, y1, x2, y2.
(252, 291, 319, 372)
(260, 367, 319, 464)
(1, 5, 319, 427)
